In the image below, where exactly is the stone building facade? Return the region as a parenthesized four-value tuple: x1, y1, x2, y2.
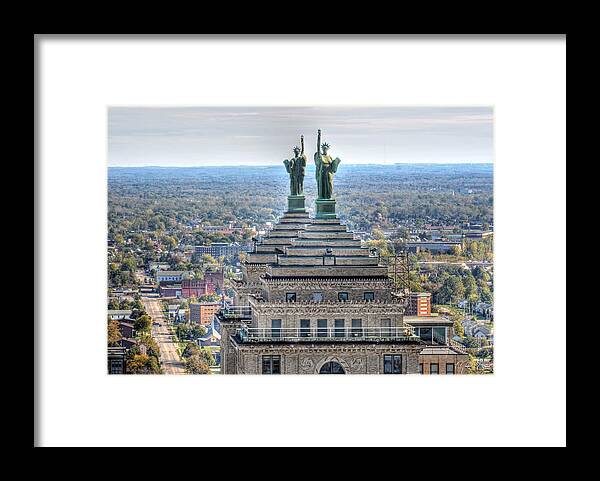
(220, 198, 468, 375)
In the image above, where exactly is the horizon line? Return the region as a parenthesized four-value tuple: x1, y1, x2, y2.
(108, 161, 493, 168)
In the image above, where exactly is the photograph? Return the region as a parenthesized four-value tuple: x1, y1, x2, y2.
(36, 35, 565, 447)
(107, 106, 494, 375)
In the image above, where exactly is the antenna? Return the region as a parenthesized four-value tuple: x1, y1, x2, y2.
(389, 247, 411, 308)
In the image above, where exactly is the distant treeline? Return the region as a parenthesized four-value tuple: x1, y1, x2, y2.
(108, 164, 493, 233)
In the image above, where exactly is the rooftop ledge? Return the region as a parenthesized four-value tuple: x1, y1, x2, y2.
(261, 276, 392, 282)
(235, 326, 420, 344)
(248, 299, 405, 306)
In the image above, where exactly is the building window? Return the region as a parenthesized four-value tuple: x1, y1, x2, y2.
(419, 327, 432, 343)
(286, 292, 297, 302)
(300, 319, 311, 337)
(334, 319, 345, 337)
(271, 319, 282, 338)
(262, 355, 281, 374)
(433, 327, 447, 344)
(446, 363, 455, 375)
(419, 363, 424, 374)
(382, 318, 392, 337)
(338, 292, 349, 301)
(317, 319, 328, 337)
(384, 355, 402, 374)
(430, 363, 439, 374)
(351, 319, 363, 337)
(319, 361, 345, 374)
(364, 292, 375, 302)
(312, 292, 323, 302)
(109, 359, 124, 374)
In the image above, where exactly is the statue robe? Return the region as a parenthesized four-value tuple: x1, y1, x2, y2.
(284, 155, 307, 196)
(314, 153, 340, 199)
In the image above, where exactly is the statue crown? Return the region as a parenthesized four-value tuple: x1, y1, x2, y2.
(322, 142, 330, 149)
(293, 146, 300, 151)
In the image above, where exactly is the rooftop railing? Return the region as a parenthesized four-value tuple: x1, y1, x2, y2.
(220, 306, 252, 319)
(236, 325, 418, 343)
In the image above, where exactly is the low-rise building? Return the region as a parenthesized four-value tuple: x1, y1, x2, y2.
(167, 304, 180, 319)
(406, 240, 462, 254)
(465, 230, 493, 239)
(181, 271, 224, 298)
(159, 284, 182, 298)
(107, 309, 133, 320)
(149, 262, 170, 272)
(107, 346, 127, 374)
(156, 271, 190, 284)
(195, 242, 252, 258)
(118, 321, 135, 338)
(190, 302, 221, 325)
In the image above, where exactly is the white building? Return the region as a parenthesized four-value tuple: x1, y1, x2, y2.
(156, 271, 190, 283)
(107, 310, 133, 320)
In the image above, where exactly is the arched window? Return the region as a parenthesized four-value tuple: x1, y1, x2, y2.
(319, 361, 345, 374)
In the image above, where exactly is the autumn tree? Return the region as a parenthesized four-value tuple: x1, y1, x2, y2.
(185, 353, 210, 374)
(107, 318, 122, 346)
(182, 341, 201, 359)
(199, 348, 216, 366)
(138, 334, 161, 360)
(126, 354, 162, 374)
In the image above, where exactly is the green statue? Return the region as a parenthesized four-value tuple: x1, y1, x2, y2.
(283, 135, 307, 196)
(314, 129, 341, 199)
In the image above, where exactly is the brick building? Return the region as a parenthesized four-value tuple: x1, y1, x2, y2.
(181, 271, 224, 298)
(405, 292, 432, 317)
(190, 302, 221, 325)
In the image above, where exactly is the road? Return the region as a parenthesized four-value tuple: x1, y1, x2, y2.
(141, 297, 187, 375)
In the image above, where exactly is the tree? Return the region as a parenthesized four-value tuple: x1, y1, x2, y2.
(453, 319, 465, 338)
(134, 314, 151, 333)
(114, 234, 126, 246)
(467, 354, 478, 374)
(121, 256, 137, 273)
(182, 341, 201, 359)
(366, 236, 391, 259)
(185, 353, 210, 374)
(447, 276, 466, 304)
(163, 235, 177, 251)
(107, 318, 122, 346)
(478, 281, 493, 303)
(202, 254, 218, 267)
(199, 348, 216, 366)
(464, 275, 479, 303)
(127, 354, 162, 374)
(138, 334, 161, 360)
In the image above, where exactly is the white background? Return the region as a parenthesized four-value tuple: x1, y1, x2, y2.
(36, 35, 566, 447)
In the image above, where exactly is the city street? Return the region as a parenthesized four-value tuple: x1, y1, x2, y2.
(142, 297, 187, 375)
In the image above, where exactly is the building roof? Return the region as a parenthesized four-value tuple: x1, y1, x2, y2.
(156, 271, 186, 276)
(419, 346, 464, 355)
(404, 315, 453, 326)
(108, 310, 133, 316)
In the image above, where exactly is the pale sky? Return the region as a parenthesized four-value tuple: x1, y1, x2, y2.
(108, 106, 493, 166)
